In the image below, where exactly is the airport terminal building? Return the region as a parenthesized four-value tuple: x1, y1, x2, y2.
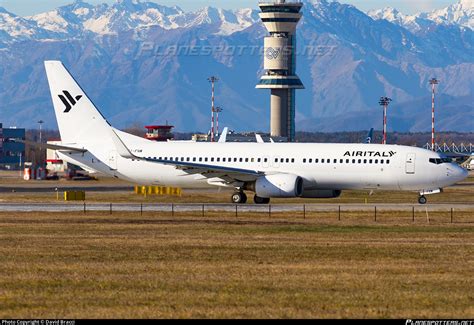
(0, 123, 25, 169)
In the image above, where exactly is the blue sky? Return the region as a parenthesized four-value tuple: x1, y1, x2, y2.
(0, 0, 457, 16)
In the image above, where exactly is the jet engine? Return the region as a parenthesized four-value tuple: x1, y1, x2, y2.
(246, 174, 304, 198)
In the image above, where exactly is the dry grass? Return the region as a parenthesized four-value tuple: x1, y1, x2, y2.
(0, 211, 472, 319)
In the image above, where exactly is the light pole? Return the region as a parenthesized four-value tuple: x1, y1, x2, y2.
(208, 76, 219, 142)
(429, 78, 439, 151)
(38, 120, 44, 167)
(379, 97, 392, 145)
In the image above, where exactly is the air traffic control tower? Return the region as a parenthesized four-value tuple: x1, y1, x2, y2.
(256, 0, 304, 142)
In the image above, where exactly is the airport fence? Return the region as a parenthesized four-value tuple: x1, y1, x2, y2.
(1, 203, 472, 224)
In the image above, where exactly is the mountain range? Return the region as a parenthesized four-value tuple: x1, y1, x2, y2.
(0, 0, 473, 133)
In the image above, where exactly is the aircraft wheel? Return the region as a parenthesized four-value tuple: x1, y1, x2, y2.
(231, 192, 247, 204)
(418, 196, 427, 205)
(254, 195, 271, 205)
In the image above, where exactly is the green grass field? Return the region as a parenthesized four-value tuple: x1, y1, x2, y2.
(0, 212, 472, 319)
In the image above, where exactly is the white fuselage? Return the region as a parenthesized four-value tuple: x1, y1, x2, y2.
(58, 134, 468, 193)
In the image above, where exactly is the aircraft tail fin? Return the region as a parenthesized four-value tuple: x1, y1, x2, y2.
(365, 128, 374, 144)
(44, 61, 112, 145)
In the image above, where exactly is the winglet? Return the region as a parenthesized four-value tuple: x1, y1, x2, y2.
(255, 134, 265, 143)
(218, 127, 229, 143)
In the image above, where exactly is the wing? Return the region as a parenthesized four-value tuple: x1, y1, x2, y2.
(110, 128, 264, 185)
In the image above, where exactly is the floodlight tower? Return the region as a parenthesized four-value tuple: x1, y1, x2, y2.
(429, 78, 439, 152)
(256, 0, 305, 142)
(208, 76, 219, 142)
(379, 97, 392, 145)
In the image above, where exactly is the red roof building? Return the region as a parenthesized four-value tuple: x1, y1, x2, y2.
(145, 125, 174, 142)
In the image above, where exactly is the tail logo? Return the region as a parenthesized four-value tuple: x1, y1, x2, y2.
(58, 91, 83, 113)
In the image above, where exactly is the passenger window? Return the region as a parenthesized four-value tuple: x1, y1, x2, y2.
(239, 158, 243, 162)
(352, 159, 356, 164)
(286, 158, 289, 163)
(303, 159, 307, 163)
(334, 159, 337, 163)
(264, 158, 268, 163)
(381, 160, 384, 164)
(216, 158, 220, 162)
(364, 159, 367, 164)
(245, 158, 249, 162)
(187, 158, 190, 162)
(358, 159, 362, 164)
(222, 158, 226, 162)
(375, 159, 378, 164)
(258, 158, 261, 163)
(193, 158, 196, 162)
(211, 158, 214, 162)
(309, 159, 312, 163)
(369, 159, 373, 164)
(346, 159, 349, 163)
(386, 160, 390, 164)
(315, 159, 319, 163)
(199, 158, 203, 162)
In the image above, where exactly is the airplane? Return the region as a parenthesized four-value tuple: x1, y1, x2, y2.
(365, 128, 374, 144)
(43, 61, 468, 205)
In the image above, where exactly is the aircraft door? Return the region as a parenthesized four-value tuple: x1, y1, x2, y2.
(405, 153, 416, 174)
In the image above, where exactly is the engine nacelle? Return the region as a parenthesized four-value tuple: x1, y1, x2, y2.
(301, 190, 342, 199)
(252, 174, 304, 198)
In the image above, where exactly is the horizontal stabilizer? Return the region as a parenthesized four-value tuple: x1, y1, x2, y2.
(16, 140, 87, 153)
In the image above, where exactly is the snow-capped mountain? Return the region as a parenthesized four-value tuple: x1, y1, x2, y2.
(22, 0, 258, 38)
(0, 0, 472, 132)
(424, 0, 474, 29)
(368, 0, 474, 32)
(0, 7, 53, 41)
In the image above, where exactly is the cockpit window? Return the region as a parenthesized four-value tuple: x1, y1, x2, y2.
(429, 158, 451, 165)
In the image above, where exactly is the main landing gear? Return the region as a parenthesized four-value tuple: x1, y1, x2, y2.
(231, 191, 247, 204)
(230, 192, 271, 204)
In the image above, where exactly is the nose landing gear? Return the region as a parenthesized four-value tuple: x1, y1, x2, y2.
(418, 189, 442, 205)
(418, 196, 427, 205)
